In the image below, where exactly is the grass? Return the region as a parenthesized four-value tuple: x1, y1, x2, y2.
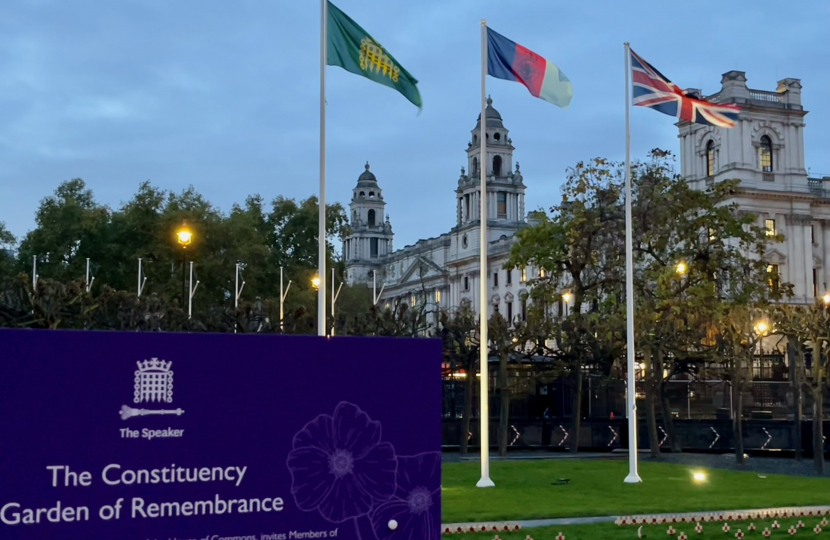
(442, 459, 829, 523)
(445, 518, 830, 539)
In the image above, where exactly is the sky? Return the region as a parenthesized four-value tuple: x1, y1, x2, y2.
(0, 0, 828, 250)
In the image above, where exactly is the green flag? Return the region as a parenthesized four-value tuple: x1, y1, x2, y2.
(327, 1, 422, 109)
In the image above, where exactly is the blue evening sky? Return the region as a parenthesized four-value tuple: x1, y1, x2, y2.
(1, 0, 828, 249)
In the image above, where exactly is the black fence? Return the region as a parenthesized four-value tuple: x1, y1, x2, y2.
(441, 368, 830, 453)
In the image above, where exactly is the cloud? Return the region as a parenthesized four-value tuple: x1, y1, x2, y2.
(0, 0, 826, 249)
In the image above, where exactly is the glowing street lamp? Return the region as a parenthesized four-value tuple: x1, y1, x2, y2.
(562, 291, 572, 316)
(754, 320, 769, 336)
(692, 471, 707, 483)
(822, 292, 830, 306)
(311, 275, 321, 290)
(175, 221, 194, 303)
(176, 222, 193, 248)
(675, 261, 688, 275)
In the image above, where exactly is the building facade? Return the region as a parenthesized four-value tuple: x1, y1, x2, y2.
(344, 73, 825, 321)
(343, 98, 539, 321)
(678, 71, 828, 304)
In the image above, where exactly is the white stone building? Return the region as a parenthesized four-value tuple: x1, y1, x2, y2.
(344, 72, 825, 321)
(343, 97, 538, 321)
(679, 71, 827, 304)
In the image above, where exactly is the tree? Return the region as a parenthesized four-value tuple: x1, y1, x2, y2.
(508, 157, 625, 453)
(631, 150, 784, 456)
(16, 179, 110, 284)
(716, 306, 772, 465)
(13, 179, 349, 333)
(0, 222, 15, 280)
(774, 304, 828, 474)
(437, 305, 479, 455)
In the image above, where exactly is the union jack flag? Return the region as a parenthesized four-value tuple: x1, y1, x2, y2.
(630, 48, 739, 128)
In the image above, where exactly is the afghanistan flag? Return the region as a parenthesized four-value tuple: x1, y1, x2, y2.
(327, 1, 422, 109)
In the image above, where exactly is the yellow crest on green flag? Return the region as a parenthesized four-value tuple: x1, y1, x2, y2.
(327, 1, 422, 109)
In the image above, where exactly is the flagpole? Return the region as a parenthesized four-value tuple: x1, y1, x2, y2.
(623, 41, 642, 484)
(318, 0, 328, 337)
(476, 19, 494, 489)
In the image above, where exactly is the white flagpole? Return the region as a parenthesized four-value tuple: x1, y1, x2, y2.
(476, 19, 494, 489)
(623, 42, 642, 484)
(317, 0, 328, 337)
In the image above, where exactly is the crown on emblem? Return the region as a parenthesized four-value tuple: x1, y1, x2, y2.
(136, 358, 172, 372)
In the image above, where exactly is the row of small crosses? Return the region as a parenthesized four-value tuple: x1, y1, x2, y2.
(664, 517, 826, 538)
(616, 507, 830, 526)
(490, 536, 562, 540)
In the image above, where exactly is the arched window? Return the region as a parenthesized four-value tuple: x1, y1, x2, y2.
(369, 191, 375, 198)
(493, 155, 502, 176)
(472, 157, 478, 175)
(760, 135, 773, 172)
(706, 140, 715, 177)
(368, 209, 376, 227)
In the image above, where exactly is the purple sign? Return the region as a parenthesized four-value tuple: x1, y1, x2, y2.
(0, 329, 442, 540)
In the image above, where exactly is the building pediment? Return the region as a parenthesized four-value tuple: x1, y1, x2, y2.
(765, 249, 787, 265)
(398, 255, 447, 285)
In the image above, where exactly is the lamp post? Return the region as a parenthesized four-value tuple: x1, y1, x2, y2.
(754, 319, 769, 387)
(176, 221, 193, 304)
(562, 291, 572, 317)
(311, 274, 322, 334)
(280, 267, 293, 332)
(330, 268, 343, 336)
(675, 261, 688, 275)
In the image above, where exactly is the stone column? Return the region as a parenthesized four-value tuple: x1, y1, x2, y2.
(803, 219, 814, 299)
(822, 220, 830, 293)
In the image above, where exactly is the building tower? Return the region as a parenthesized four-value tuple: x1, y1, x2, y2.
(343, 163, 394, 285)
(456, 96, 526, 242)
(678, 72, 827, 303)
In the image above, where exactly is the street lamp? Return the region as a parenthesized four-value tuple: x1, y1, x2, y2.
(754, 320, 769, 335)
(822, 292, 830, 306)
(176, 221, 193, 303)
(754, 319, 769, 386)
(311, 275, 321, 290)
(675, 261, 688, 275)
(562, 291, 572, 316)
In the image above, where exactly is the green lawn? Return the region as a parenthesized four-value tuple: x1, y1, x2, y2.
(442, 459, 829, 523)
(446, 518, 829, 540)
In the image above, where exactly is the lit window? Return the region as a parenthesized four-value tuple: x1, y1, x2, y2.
(410, 294, 416, 307)
(765, 219, 776, 237)
(759, 135, 772, 172)
(539, 267, 546, 278)
(497, 192, 507, 218)
(521, 267, 527, 282)
(435, 289, 441, 303)
(706, 140, 715, 177)
(708, 227, 716, 242)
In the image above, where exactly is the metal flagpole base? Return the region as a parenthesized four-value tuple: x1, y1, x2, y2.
(623, 473, 642, 484)
(476, 477, 495, 488)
